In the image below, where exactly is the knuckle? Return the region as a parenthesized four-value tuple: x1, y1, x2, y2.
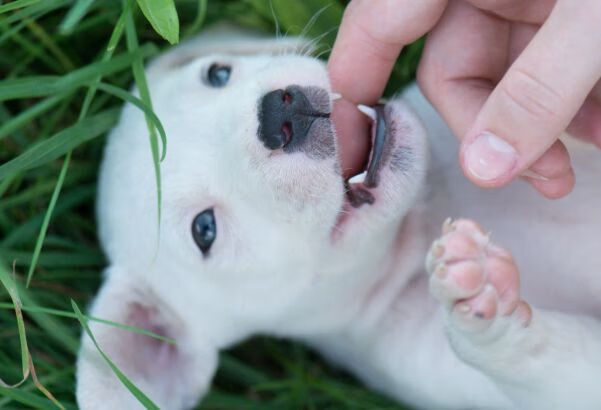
(500, 68, 565, 121)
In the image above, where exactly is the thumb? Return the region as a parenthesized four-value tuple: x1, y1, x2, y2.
(460, 2, 601, 187)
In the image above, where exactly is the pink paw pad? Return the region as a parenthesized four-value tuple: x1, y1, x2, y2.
(427, 218, 532, 331)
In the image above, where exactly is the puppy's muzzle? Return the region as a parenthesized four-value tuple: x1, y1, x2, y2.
(258, 85, 330, 152)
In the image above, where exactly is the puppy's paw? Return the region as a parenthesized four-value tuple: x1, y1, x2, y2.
(426, 218, 532, 334)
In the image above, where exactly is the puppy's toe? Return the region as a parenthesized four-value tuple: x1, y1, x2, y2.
(427, 218, 531, 336)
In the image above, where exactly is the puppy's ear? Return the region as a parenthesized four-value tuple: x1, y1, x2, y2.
(76, 267, 217, 410)
(148, 23, 312, 75)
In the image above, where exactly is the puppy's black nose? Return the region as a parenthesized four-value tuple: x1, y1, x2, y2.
(258, 85, 329, 151)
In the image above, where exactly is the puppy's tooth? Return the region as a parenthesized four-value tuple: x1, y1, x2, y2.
(442, 217, 453, 234)
(348, 171, 367, 185)
(330, 92, 342, 101)
(357, 104, 377, 122)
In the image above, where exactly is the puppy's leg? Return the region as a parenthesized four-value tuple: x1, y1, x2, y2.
(427, 219, 601, 409)
(76, 267, 218, 410)
(310, 274, 513, 409)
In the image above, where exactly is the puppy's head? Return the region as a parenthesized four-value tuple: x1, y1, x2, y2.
(100, 26, 427, 280)
(78, 26, 428, 408)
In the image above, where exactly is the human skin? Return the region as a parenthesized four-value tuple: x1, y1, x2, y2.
(328, 0, 601, 198)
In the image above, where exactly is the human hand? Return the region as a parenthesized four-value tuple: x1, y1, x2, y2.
(329, 0, 601, 198)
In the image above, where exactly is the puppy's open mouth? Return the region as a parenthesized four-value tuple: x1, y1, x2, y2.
(332, 104, 393, 234)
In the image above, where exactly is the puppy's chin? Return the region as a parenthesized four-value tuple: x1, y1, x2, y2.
(328, 96, 429, 246)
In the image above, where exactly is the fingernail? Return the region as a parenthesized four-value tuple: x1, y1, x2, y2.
(465, 132, 517, 181)
(521, 169, 550, 181)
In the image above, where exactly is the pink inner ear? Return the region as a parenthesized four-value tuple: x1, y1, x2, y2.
(91, 297, 206, 409)
(122, 302, 178, 380)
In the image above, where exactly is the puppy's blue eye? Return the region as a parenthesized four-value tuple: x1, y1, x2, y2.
(192, 209, 216, 256)
(206, 63, 231, 87)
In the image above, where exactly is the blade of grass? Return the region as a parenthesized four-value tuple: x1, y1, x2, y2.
(25, 18, 75, 71)
(1, 249, 104, 268)
(0, 367, 73, 408)
(97, 82, 166, 159)
(58, 0, 95, 35)
(183, 0, 206, 37)
(125, 6, 162, 226)
(0, 302, 176, 344)
(23, 1, 133, 289)
(0, 21, 62, 73)
(0, 262, 64, 409)
(0, 385, 59, 410)
(0, 92, 69, 141)
(0, 265, 29, 388)
(2, 0, 69, 26)
(136, 0, 179, 44)
(0, 44, 157, 101)
(0, 108, 119, 181)
(71, 300, 160, 410)
(80, 0, 132, 117)
(0, 161, 93, 211)
(1, 185, 95, 248)
(0, 0, 41, 14)
(25, 153, 70, 287)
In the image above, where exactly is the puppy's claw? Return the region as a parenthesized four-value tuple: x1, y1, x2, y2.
(456, 303, 471, 314)
(442, 217, 453, 234)
(434, 263, 447, 279)
(432, 242, 445, 259)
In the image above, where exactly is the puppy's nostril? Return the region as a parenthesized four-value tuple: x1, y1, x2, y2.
(259, 86, 317, 151)
(281, 122, 292, 145)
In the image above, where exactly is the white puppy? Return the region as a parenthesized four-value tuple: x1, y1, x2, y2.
(76, 27, 601, 410)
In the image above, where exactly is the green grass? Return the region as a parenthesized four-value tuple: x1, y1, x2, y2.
(0, 0, 422, 408)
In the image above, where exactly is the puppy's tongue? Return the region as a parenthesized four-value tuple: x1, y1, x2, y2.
(331, 99, 371, 179)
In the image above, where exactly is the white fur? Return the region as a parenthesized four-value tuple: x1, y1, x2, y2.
(76, 27, 601, 410)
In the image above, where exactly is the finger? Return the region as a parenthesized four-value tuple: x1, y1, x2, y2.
(460, 1, 601, 187)
(328, 0, 447, 105)
(333, 98, 371, 178)
(329, 0, 447, 177)
(568, 86, 601, 148)
(418, 6, 574, 190)
(467, 0, 555, 24)
(522, 140, 574, 198)
(526, 139, 571, 179)
(418, 0, 508, 139)
(526, 171, 575, 199)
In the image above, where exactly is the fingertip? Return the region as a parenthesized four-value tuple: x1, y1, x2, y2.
(460, 136, 574, 192)
(459, 132, 517, 188)
(524, 168, 575, 199)
(521, 141, 575, 199)
(332, 99, 370, 178)
(527, 140, 572, 179)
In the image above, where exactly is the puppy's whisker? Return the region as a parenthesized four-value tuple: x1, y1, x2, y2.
(299, 4, 331, 40)
(313, 46, 332, 60)
(269, 0, 281, 40)
(299, 26, 337, 58)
